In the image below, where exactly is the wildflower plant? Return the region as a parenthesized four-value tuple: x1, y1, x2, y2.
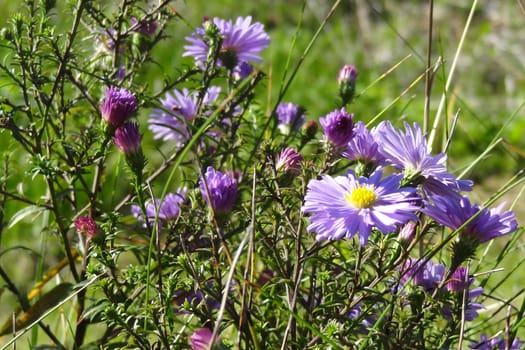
(0, 1, 523, 350)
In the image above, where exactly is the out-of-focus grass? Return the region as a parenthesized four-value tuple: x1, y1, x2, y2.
(0, 0, 524, 344)
(1, 1, 523, 175)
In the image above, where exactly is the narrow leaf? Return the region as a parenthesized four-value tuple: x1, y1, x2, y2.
(7, 205, 46, 229)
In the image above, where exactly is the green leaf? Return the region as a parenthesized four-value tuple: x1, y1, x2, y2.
(7, 205, 46, 229)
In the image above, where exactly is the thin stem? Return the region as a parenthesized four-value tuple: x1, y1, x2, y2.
(427, 0, 479, 151)
(423, 0, 434, 135)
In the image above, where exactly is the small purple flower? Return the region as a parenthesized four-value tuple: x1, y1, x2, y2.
(113, 122, 141, 155)
(131, 189, 186, 227)
(97, 29, 126, 53)
(148, 87, 220, 146)
(74, 216, 97, 238)
(100, 86, 138, 128)
(276, 102, 305, 134)
(463, 286, 484, 321)
(131, 16, 157, 37)
(183, 16, 270, 69)
(446, 266, 471, 292)
(347, 301, 379, 334)
(423, 195, 517, 243)
(190, 328, 215, 350)
(470, 334, 522, 350)
(173, 283, 220, 313)
(116, 66, 126, 80)
(342, 121, 385, 165)
(401, 258, 445, 291)
(375, 121, 472, 197)
(442, 285, 485, 321)
(233, 61, 254, 80)
(276, 147, 303, 174)
(199, 166, 238, 213)
(302, 170, 420, 245)
(319, 107, 354, 147)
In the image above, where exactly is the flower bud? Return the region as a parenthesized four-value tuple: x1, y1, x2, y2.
(276, 147, 303, 175)
(113, 122, 145, 177)
(446, 266, 471, 292)
(199, 166, 238, 213)
(303, 120, 318, 139)
(338, 64, 358, 105)
(190, 328, 214, 350)
(74, 216, 97, 238)
(398, 221, 416, 244)
(319, 107, 354, 147)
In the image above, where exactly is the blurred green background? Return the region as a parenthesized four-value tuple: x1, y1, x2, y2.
(1, 0, 524, 179)
(0, 0, 524, 344)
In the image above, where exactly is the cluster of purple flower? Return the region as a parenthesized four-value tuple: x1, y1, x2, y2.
(125, 16, 272, 228)
(96, 12, 520, 348)
(302, 119, 517, 246)
(401, 261, 484, 321)
(129, 165, 239, 227)
(183, 16, 270, 71)
(148, 86, 221, 146)
(470, 334, 522, 349)
(131, 189, 187, 228)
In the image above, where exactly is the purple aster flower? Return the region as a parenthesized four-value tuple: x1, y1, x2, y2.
(347, 301, 379, 334)
(301, 170, 420, 245)
(97, 29, 126, 53)
(148, 87, 220, 145)
(131, 16, 157, 37)
(463, 286, 484, 321)
(276, 102, 305, 134)
(342, 121, 385, 166)
(276, 102, 304, 134)
(199, 166, 238, 213)
(113, 122, 141, 155)
(116, 66, 126, 80)
(183, 16, 270, 69)
(319, 107, 354, 147)
(423, 195, 517, 243)
(442, 287, 484, 321)
(375, 121, 472, 197)
(190, 328, 216, 350)
(470, 334, 522, 350)
(446, 266, 471, 292)
(131, 189, 186, 227)
(173, 282, 220, 313)
(100, 86, 138, 128)
(275, 147, 303, 174)
(400, 258, 445, 291)
(233, 61, 254, 80)
(74, 216, 97, 238)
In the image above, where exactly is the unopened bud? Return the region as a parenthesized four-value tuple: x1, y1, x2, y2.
(338, 64, 358, 106)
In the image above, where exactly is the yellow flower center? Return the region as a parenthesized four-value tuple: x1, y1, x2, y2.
(344, 186, 377, 208)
